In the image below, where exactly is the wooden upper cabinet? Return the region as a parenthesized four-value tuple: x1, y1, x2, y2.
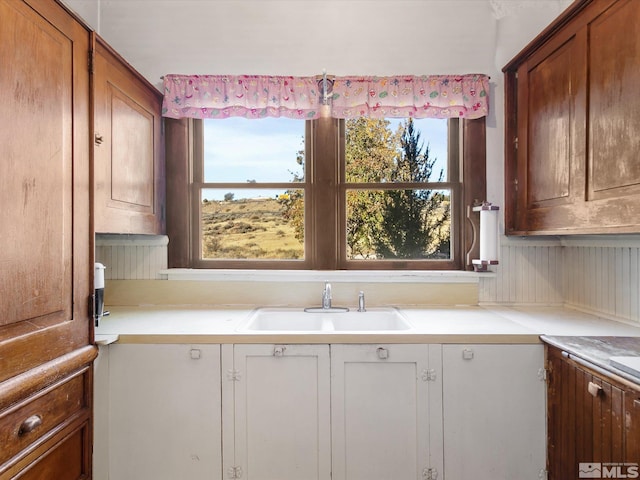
(0, 0, 91, 381)
(93, 36, 165, 234)
(504, 0, 640, 235)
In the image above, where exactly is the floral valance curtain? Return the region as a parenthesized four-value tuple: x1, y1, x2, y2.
(162, 73, 489, 120)
(162, 74, 321, 120)
(331, 74, 489, 119)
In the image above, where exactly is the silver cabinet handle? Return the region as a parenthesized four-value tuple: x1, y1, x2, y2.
(18, 415, 42, 436)
(376, 347, 389, 360)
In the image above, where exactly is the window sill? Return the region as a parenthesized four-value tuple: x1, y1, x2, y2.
(159, 269, 491, 283)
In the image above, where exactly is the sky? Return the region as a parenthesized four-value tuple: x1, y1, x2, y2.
(202, 116, 449, 201)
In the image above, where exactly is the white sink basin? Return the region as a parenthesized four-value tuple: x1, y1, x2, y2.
(331, 311, 411, 331)
(240, 307, 412, 332)
(244, 310, 328, 331)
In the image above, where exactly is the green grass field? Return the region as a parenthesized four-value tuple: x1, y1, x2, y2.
(201, 198, 303, 259)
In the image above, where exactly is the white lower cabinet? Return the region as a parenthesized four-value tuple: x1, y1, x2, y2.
(442, 344, 546, 480)
(108, 344, 222, 480)
(222, 344, 331, 480)
(222, 343, 440, 480)
(101, 342, 545, 480)
(330, 344, 443, 480)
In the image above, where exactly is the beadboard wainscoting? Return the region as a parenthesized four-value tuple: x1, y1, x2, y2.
(480, 236, 640, 327)
(95, 234, 168, 280)
(561, 237, 640, 325)
(478, 238, 564, 306)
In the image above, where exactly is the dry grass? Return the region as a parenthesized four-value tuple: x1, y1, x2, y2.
(201, 198, 303, 259)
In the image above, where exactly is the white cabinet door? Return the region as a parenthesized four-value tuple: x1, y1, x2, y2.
(331, 344, 443, 480)
(228, 344, 331, 480)
(109, 344, 222, 480)
(442, 344, 546, 480)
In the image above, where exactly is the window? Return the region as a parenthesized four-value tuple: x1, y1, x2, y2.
(342, 117, 455, 266)
(194, 117, 307, 264)
(167, 115, 485, 270)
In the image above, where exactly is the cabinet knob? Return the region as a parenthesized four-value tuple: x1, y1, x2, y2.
(18, 414, 42, 436)
(273, 346, 286, 357)
(588, 381, 603, 397)
(94, 133, 104, 145)
(376, 347, 389, 360)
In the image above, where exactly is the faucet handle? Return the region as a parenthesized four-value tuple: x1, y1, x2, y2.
(358, 291, 366, 312)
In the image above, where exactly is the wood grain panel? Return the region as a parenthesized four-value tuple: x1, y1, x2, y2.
(10, 421, 89, 480)
(547, 346, 632, 480)
(0, 0, 71, 326)
(626, 391, 640, 461)
(0, 0, 91, 380)
(589, 0, 640, 200)
(526, 39, 574, 206)
(94, 36, 164, 234)
(110, 88, 154, 208)
(0, 373, 85, 465)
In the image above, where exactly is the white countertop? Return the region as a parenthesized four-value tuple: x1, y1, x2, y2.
(94, 305, 640, 345)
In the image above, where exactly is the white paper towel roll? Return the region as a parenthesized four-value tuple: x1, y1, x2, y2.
(95, 263, 106, 289)
(479, 208, 498, 261)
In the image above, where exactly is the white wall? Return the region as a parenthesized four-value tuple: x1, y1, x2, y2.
(82, 1, 640, 326)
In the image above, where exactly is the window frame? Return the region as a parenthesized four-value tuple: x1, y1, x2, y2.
(337, 118, 461, 270)
(165, 116, 485, 270)
(190, 119, 313, 269)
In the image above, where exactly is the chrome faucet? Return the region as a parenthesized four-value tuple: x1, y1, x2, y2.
(322, 281, 332, 309)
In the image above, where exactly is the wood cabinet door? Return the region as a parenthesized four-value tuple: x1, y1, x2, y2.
(108, 344, 222, 480)
(547, 347, 626, 480)
(229, 344, 331, 480)
(443, 344, 546, 480)
(588, 0, 640, 205)
(0, 0, 91, 382)
(330, 344, 442, 480)
(513, 20, 587, 233)
(93, 37, 165, 234)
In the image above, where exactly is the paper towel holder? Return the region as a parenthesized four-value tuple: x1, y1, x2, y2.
(471, 202, 499, 272)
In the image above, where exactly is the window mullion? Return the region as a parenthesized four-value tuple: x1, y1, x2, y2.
(310, 116, 340, 269)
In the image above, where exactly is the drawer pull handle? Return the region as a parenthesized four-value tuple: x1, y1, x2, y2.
(18, 415, 42, 436)
(588, 381, 603, 398)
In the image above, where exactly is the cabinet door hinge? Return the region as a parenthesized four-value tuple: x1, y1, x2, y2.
(227, 466, 243, 479)
(88, 48, 95, 74)
(226, 370, 241, 381)
(539, 468, 548, 479)
(421, 369, 437, 382)
(513, 136, 518, 150)
(538, 368, 548, 382)
(89, 293, 95, 324)
(423, 467, 438, 479)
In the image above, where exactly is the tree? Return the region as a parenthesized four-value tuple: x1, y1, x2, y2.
(278, 137, 306, 242)
(223, 192, 235, 202)
(345, 118, 398, 258)
(375, 118, 450, 259)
